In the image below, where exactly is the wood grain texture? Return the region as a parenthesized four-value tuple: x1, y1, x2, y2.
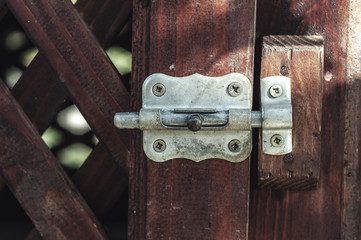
(26, 144, 128, 240)
(129, 1, 150, 239)
(75, 0, 133, 48)
(131, 0, 256, 239)
(11, 54, 68, 135)
(0, 80, 107, 240)
(258, 35, 323, 190)
(342, 0, 361, 238)
(249, 0, 359, 239)
(342, 80, 361, 239)
(72, 143, 128, 219)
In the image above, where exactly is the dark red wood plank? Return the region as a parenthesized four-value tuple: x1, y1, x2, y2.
(130, 0, 256, 239)
(341, 1, 361, 238)
(129, 1, 150, 239)
(26, 144, 128, 240)
(72, 143, 128, 219)
(11, 54, 68, 135)
(6, 0, 130, 168)
(0, 80, 107, 239)
(249, 0, 359, 239)
(75, 0, 132, 48)
(342, 80, 361, 239)
(258, 35, 323, 190)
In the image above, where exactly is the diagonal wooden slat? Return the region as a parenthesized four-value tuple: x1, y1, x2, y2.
(75, 0, 133, 48)
(26, 144, 128, 240)
(72, 143, 128, 218)
(11, 54, 69, 135)
(0, 80, 107, 239)
(6, 0, 130, 171)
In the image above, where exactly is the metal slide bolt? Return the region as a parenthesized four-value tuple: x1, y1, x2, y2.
(153, 139, 166, 152)
(269, 84, 283, 98)
(227, 82, 242, 97)
(152, 83, 166, 97)
(270, 134, 284, 147)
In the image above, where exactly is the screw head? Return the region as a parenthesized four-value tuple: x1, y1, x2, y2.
(280, 65, 290, 76)
(270, 134, 284, 147)
(269, 84, 283, 98)
(152, 83, 166, 97)
(227, 82, 242, 97)
(228, 139, 241, 152)
(153, 139, 166, 152)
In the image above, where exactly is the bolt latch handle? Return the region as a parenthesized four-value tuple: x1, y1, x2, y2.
(114, 110, 263, 130)
(187, 114, 203, 131)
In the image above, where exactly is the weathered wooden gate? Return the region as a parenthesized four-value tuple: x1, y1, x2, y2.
(0, 0, 360, 239)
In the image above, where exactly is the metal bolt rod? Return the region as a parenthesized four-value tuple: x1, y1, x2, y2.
(251, 111, 262, 128)
(114, 110, 263, 130)
(114, 112, 140, 129)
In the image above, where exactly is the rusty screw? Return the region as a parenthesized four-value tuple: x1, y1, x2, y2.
(228, 139, 241, 152)
(227, 82, 242, 97)
(153, 139, 166, 152)
(280, 65, 289, 76)
(270, 134, 284, 147)
(152, 83, 166, 97)
(269, 84, 283, 98)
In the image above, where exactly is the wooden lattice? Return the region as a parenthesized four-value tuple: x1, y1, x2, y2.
(0, 0, 131, 239)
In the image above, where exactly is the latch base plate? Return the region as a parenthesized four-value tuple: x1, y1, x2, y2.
(142, 73, 252, 162)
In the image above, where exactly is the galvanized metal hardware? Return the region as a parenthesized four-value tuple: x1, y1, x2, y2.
(261, 76, 292, 155)
(114, 73, 292, 162)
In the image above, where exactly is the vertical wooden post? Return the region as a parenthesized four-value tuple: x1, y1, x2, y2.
(341, 1, 361, 238)
(250, 0, 361, 239)
(131, 0, 256, 239)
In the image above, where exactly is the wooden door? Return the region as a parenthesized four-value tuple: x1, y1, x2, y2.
(0, 0, 360, 239)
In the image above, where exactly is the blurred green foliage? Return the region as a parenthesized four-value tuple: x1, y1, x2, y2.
(106, 46, 132, 75)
